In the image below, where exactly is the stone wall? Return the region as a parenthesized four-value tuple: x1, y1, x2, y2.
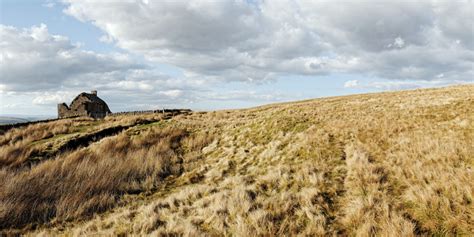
(57, 103, 88, 119)
(110, 109, 192, 117)
(85, 102, 109, 119)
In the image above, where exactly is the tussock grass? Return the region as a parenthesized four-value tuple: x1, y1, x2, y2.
(0, 119, 78, 167)
(0, 126, 213, 230)
(0, 114, 166, 169)
(1, 85, 473, 235)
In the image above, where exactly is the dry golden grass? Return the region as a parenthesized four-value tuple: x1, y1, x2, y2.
(0, 125, 213, 231)
(0, 119, 78, 167)
(0, 114, 166, 169)
(0, 85, 473, 236)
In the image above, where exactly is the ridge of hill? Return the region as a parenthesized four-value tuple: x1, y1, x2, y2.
(0, 85, 473, 236)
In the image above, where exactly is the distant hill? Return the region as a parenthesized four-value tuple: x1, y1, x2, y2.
(1, 85, 473, 236)
(0, 115, 55, 125)
(0, 116, 30, 125)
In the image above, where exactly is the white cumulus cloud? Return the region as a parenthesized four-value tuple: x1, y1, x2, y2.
(61, 0, 473, 85)
(344, 80, 359, 88)
(0, 24, 143, 91)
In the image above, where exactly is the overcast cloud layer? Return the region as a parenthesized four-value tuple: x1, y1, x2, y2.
(1, 0, 473, 114)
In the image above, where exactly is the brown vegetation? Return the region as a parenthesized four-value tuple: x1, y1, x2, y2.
(0, 119, 78, 167)
(0, 124, 213, 230)
(0, 85, 473, 236)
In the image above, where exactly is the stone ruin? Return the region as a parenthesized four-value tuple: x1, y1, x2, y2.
(58, 90, 111, 119)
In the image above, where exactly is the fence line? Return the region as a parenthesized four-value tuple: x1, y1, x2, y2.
(109, 109, 192, 116)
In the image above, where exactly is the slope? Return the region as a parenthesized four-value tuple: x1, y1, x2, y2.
(0, 85, 473, 236)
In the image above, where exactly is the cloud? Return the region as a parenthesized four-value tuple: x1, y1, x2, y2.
(344, 79, 472, 91)
(344, 80, 359, 88)
(42, 0, 56, 8)
(158, 89, 183, 98)
(387, 37, 405, 49)
(61, 0, 329, 81)
(32, 91, 76, 105)
(2, 1, 473, 115)
(199, 90, 286, 102)
(433, 1, 474, 50)
(0, 24, 143, 92)
(62, 0, 473, 85)
(0, 24, 232, 113)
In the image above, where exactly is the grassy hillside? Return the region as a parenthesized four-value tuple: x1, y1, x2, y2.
(1, 85, 473, 236)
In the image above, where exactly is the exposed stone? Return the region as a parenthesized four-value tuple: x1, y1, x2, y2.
(58, 91, 111, 119)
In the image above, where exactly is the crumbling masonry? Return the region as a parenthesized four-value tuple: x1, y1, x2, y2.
(58, 91, 111, 119)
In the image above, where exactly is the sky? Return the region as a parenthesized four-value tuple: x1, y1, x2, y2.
(0, 0, 473, 116)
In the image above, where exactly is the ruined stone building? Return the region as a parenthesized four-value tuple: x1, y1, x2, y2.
(58, 91, 111, 119)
